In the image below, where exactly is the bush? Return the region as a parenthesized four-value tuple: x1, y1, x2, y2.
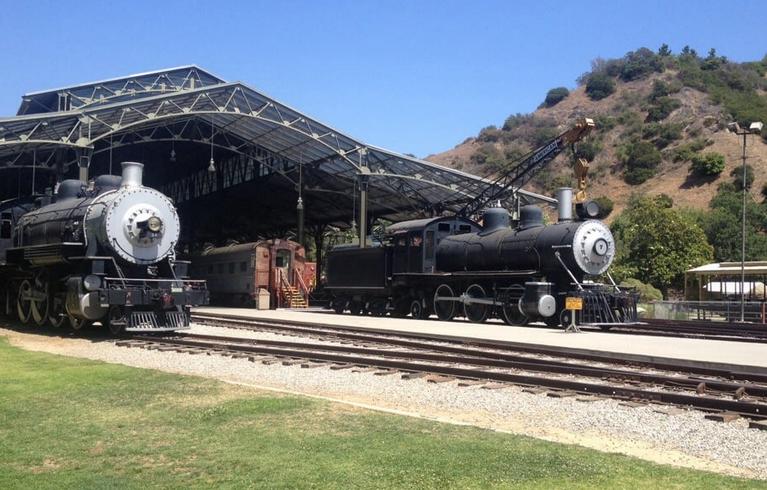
(585, 73, 616, 101)
(622, 141, 662, 184)
(619, 47, 664, 81)
(502, 113, 532, 131)
(731, 164, 754, 190)
(530, 126, 560, 148)
(574, 139, 602, 162)
(592, 196, 614, 218)
(620, 278, 663, 301)
(543, 87, 569, 107)
(477, 125, 502, 143)
(646, 96, 682, 121)
(641, 122, 683, 149)
(670, 139, 709, 162)
(691, 152, 725, 176)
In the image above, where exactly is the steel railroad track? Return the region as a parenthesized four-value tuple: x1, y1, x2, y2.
(121, 324, 767, 422)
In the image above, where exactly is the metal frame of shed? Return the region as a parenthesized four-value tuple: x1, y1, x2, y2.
(0, 65, 553, 240)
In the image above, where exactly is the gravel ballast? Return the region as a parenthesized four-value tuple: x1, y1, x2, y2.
(3, 323, 767, 480)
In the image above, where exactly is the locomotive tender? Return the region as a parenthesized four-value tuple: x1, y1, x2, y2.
(326, 188, 637, 327)
(0, 161, 208, 334)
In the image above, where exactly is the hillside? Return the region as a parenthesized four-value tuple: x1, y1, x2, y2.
(427, 47, 767, 219)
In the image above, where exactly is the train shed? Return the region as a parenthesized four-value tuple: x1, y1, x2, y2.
(0, 66, 552, 249)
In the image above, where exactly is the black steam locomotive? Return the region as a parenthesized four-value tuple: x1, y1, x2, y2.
(326, 189, 637, 327)
(0, 162, 209, 334)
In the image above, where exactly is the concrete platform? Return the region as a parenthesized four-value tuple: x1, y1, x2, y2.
(193, 307, 767, 373)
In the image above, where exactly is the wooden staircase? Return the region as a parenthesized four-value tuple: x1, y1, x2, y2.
(281, 284, 308, 308)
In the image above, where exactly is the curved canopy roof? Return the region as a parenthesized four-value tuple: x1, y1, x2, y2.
(0, 66, 553, 235)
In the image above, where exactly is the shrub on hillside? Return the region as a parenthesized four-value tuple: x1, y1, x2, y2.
(502, 113, 532, 131)
(670, 139, 710, 162)
(620, 48, 664, 81)
(646, 96, 682, 122)
(477, 125, 502, 143)
(592, 196, 614, 218)
(622, 141, 662, 184)
(641, 122, 683, 149)
(543, 87, 569, 107)
(691, 152, 725, 176)
(585, 73, 616, 101)
(574, 139, 602, 162)
(620, 278, 663, 301)
(731, 164, 754, 190)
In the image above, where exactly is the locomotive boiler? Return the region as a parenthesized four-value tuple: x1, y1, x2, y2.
(1, 161, 208, 333)
(325, 188, 637, 328)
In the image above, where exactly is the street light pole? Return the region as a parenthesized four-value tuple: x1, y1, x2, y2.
(740, 129, 747, 323)
(730, 121, 764, 323)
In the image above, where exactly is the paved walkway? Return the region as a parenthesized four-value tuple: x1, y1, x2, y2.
(193, 307, 767, 372)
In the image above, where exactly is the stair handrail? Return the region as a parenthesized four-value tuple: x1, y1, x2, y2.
(293, 267, 310, 301)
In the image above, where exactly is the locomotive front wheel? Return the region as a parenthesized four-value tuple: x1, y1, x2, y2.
(106, 306, 127, 336)
(409, 300, 425, 319)
(433, 284, 456, 321)
(463, 284, 489, 323)
(67, 312, 91, 332)
(559, 310, 574, 328)
(16, 280, 33, 325)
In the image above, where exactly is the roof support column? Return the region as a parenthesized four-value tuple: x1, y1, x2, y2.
(358, 173, 369, 248)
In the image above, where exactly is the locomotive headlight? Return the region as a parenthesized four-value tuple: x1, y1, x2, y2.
(593, 238, 608, 256)
(146, 216, 163, 233)
(83, 274, 102, 291)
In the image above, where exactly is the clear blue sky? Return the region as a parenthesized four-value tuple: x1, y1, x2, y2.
(0, 0, 765, 157)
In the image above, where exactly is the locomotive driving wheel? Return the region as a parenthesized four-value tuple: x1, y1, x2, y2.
(433, 284, 456, 321)
(48, 293, 67, 328)
(500, 285, 527, 326)
(29, 274, 50, 327)
(16, 280, 33, 325)
(463, 284, 489, 323)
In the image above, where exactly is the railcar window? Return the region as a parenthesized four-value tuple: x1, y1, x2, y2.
(458, 225, 472, 233)
(217, 263, 224, 274)
(438, 223, 450, 232)
(240, 261, 247, 272)
(0, 220, 10, 239)
(229, 263, 235, 274)
(396, 235, 407, 247)
(409, 233, 422, 247)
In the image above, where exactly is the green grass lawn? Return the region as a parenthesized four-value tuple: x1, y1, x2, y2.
(0, 337, 764, 489)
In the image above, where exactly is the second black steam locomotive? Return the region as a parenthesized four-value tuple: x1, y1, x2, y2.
(326, 188, 637, 327)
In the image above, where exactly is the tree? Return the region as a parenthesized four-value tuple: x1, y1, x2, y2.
(611, 195, 713, 294)
(691, 152, 726, 176)
(585, 73, 616, 101)
(543, 87, 569, 107)
(701, 182, 767, 261)
(731, 164, 754, 190)
(622, 141, 662, 184)
(658, 44, 672, 57)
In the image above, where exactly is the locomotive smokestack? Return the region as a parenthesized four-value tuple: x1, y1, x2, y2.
(555, 187, 573, 222)
(120, 162, 144, 188)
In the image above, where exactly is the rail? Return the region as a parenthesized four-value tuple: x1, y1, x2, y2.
(645, 300, 767, 324)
